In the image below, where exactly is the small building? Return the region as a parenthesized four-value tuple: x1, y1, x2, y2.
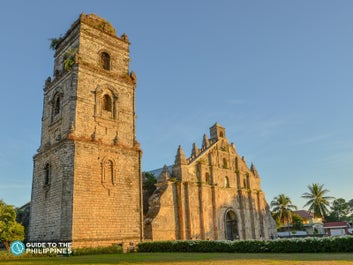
(294, 210, 324, 235)
(324, 222, 351, 236)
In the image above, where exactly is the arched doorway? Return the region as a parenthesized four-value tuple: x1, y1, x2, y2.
(225, 210, 239, 240)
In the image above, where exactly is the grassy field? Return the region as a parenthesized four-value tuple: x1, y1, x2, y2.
(1, 252, 353, 265)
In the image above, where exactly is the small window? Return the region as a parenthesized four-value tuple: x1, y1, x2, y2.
(224, 176, 230, 188)
(103, 94, 112, 112)
(44, 163, 51, 185)
(101, 52, 111, 70)
(246, 175, 250, 189)
(54, 96, 61, 116)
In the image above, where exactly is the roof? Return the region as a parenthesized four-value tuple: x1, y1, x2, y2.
(19, 201, 31, 210)
(294, 210, 314, 219)
(323, 222, 350, 228)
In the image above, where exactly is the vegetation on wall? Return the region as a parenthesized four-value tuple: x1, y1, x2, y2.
(49, 37, 63, 50)
(63, 48, 78, 72)
(96, 21, 116, 35)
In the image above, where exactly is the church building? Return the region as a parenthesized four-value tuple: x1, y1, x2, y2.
(29, 14, 276, 248)
(144, 123, 277, 240)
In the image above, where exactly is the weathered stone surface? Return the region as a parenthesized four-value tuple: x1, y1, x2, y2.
(145, 123, 277, 240)
(29, 13, 143, 248)
(29, 14, 276, 248)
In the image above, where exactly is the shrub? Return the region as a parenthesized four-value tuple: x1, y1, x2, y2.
(137, 237, 353, 253)
(71, 245, 123, 256)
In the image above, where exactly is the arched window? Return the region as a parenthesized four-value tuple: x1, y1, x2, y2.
(224, 176, 230, 188)
(102, 94, 112, 112)
(101, 52, 111, 70)
(44, 163, 51, 186)
(102, 159, 115, 184)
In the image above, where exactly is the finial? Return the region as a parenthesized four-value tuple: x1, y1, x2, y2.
(175, 145, 187, 165)
(192, 142, 200, 157)
(45, 77, 51, 88)
(157, 165, 171, 183)
(121, 33, 129, 42)
(130, 71, 137, 84)
(202, 134, 210, 148)
(250, 163, 259, 177)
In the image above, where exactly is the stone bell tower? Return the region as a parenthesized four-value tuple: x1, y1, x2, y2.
(29, 14, 143, 247)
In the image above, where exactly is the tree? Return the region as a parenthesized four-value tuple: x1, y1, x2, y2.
(330, 198, 350, 221)
(346, 199, 353, 222)
(271, 194, 297, 229)
(0, 200, 24, 251)
(348, 199, 353, 208)
(301, 183, 334, 219)
(142, 172, 157, 216)
(16, 204, 30, 241)
(291, 213, 304, 231)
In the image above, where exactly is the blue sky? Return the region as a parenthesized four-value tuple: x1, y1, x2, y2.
(0, 1, 352, 209)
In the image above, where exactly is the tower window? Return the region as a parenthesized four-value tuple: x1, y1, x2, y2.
(102, 159, 116, 185)
(102, 94, 112, 112)
(101, 52, 111, 70)
(44, 163, 51, 186)
(54, 96, 61, 116)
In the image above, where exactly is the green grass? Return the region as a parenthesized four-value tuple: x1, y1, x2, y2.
(1, 252, 353, 265)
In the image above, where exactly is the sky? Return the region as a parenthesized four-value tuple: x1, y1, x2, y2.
(0, 1, 352, 209)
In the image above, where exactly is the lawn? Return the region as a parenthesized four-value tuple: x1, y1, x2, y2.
(1, 252, 353, 265)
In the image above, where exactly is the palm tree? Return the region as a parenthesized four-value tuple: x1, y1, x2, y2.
(271, 194, 297, 228)
(301, 183, 334, 219)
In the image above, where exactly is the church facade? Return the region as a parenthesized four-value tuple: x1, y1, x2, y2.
(144, 123, 277, 240)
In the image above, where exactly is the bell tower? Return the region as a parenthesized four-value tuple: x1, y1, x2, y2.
(29, 14, 143, 247)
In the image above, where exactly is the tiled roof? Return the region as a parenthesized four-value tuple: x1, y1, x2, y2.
(294, 210, 314, 219)
(323, 222, 349, 228)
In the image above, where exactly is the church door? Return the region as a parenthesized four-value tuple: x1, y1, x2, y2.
(225, 210, 239, 240)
